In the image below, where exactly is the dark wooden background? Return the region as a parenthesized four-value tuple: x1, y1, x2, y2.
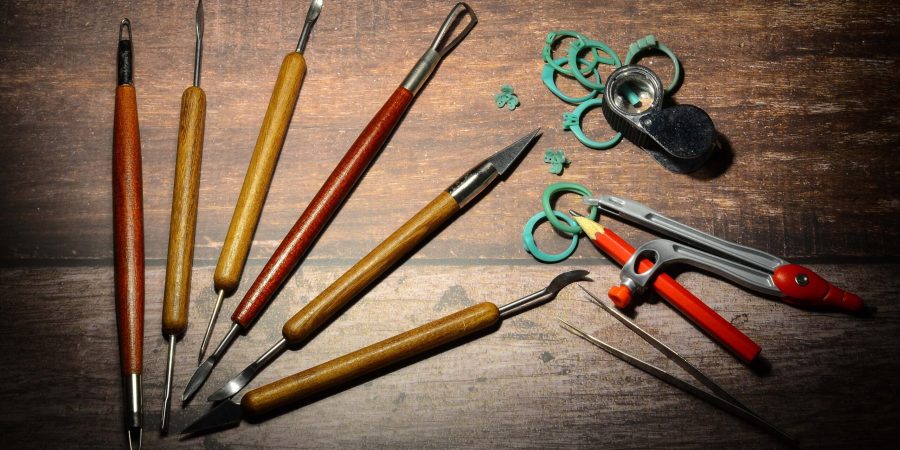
(1, 0, 898, 448)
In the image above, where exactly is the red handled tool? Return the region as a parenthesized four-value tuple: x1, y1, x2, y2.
(570, 211, 761, 363)
(583, 195, 864, 313)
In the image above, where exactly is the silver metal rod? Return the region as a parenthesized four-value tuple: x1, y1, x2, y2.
(198, 289, 225, 364)
(160, 335, 176, 432)
(295, 0, 324, 54)
(193, 0, 203, 87)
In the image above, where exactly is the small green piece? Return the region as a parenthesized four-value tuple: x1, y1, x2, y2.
(522, 210, 580, 263)
(625, 34, 683, 95)
(495, 85, 520, 111)
(543, 149, 569, 175)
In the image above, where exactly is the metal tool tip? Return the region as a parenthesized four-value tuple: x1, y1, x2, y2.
(127, 428, 141, 450)
(295, 0, 324, 53)
(196, 0, 204, 36)
(182, 358, 215, 402)
(487, 128, 542, 176)
(119, 19, 132, 41)
(181, 401, 244, 435)
(545, 270, 591, 296)
(208, 365, 254, 402)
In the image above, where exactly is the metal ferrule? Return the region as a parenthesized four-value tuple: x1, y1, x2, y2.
(117, 20, 133, 85)
(123, 373, 142, 429)
(400, 49, 441, 96)
(446, 160, 497, 208)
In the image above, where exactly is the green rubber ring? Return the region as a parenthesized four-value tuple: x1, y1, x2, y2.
(542, 30, 600, 77)
(541, 182, 598, 234)
(624, 34, 683, 95)
(522, 210, 580, 263)
(562, 98, 623, 150)
(541, 57, 602, 104)
(568, 39, 621, 91)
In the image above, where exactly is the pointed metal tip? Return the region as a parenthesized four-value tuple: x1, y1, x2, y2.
(208, 365, 255, 402)
(196, 0, 204, 37)
(182, 357, 216, 403)
(127, 427, 141, 450)
(181, 401, 244, 435)
(487, 128, 542, 176)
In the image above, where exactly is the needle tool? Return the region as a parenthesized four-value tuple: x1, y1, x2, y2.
(161, 0, 206, 433)
(204, 128, 541, 402)
(113, 18, 145, 450)
(580, 195, 866, 312)
(182, 270, 589, 435)
(560, 286, 797, 445)
(568, 210, 761, 363)
(195, 0, 324, 373)
(185, 2, 477, 401)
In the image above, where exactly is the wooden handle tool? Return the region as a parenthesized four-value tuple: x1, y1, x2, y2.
(181, 271, 588, 435)
(113, 18, 144, 450)
(161, 1, 206, 433)
(194, 0, 324, 370)
(205, 128, 541, 403)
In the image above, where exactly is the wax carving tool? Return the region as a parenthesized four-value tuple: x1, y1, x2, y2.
(160, 0, 206, 433)
(204, 128, 541, 402)
(561, 286, 797, 445)
(581, 195, 865, 313)
(196, 0, 324, 369)
(184, 2, 477, 402)
(114, 18, 145, 450)
(568, 210, 760, 363)
(182, 270, 588, 434)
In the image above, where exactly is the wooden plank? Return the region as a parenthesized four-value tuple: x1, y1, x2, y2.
(0, 0, 897, 264)
(0, 264, 896, 448)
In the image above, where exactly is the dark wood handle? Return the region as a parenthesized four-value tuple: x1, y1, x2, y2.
(113, 84, 145, 375)
(281, 191, 459, 343)
(214, 52, 307, 293)
(162, 86, 206, 336)
(243, 302, 500, 416)
(232, 86, 415, 328)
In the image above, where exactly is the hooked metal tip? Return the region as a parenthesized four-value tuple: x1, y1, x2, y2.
(497, 269, 590, 319)
(295, 0, 324, 53)
(429, 2, 477, 56)
(119, 18, 132, 41)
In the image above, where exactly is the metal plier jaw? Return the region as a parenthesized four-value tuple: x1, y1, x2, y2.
(584, 195, 865, 312)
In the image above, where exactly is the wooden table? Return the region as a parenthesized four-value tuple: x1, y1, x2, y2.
(1, 1, 898, 448)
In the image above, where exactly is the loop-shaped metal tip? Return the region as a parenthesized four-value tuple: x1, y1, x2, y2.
(295, 0, 324, 53)
(119, 18, 132, 41)
(428, 2, 477, 57)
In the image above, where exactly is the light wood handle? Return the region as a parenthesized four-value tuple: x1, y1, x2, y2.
(214, 51, 307, 292)
(162, 86, 206, 336)
(244, 302, 500, 416)
(113, 84, 145, 375)
(281, 191, 460, 343)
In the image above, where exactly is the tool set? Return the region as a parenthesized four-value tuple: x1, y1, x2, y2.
(183, 1, 477, 402)
(102, 4, 869, 447)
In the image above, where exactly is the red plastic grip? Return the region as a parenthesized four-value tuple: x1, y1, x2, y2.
(772, 264, 864, 312)
(589, 227, 761, 363)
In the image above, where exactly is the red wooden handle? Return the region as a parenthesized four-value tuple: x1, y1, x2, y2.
(231, 86, 415, 328)
(589, 227, 761, 363)
(113, 85, 145, 374)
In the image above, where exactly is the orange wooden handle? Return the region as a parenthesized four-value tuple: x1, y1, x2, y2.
(243, 302, 500, 416)
(113, 84, 145, 374)
(281, 192, 460, 344)
(214, 51, 307, 292)
(163, 86, 206, 336)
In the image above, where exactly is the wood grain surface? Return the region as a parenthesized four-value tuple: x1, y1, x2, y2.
(282, 191, 460, 343)
(113, 84, 145, 375)
(233, 86, 414, 329)
(0, 0, 898, 449)
(162, 86, 206, 336)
